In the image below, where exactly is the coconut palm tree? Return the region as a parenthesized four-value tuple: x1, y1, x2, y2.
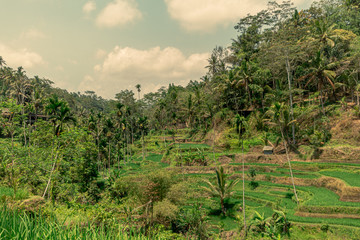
(137, 116, 148, 161)
(266, 102, 299, 205)
(202, 166, 239, 215)
(297, 51, 337, 115)
(234, 114, 247, 231)
(135, 84, 141, 100)
(104, 118, 115, 175)
(46, 95, 75, 136)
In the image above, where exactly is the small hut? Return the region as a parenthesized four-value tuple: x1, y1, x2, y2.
(263, 146, 273, 155)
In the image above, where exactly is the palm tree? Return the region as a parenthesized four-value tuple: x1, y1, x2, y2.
(206, 46, 226, 78)
(297, 51, 336, 115)
(46, 95, 75, 136)
(137, 116, 148, 161)
(0, 56, 6, 68)
(156, 99, 167, 147)
(202, 166, 239, 215)
(115, 102, 125, 166)
(56, 104, 76, 135)
(45, 95, 62, 135)
(237, 61, 254, 108)
(234, 114, 247, 232)
(104, 118, 115, 175)
(9, 67, 32, 145)
(135, 84, 141, 100)
(266, 103, 299, 205)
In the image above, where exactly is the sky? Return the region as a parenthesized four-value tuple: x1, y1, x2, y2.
(0, 0, 313, 99)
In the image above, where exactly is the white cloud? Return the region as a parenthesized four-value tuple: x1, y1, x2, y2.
(83, 1, 96, 14)
(0, 43, 44, 69)
(164, 0, 312, 32)
(79, 46, 209, 99)
(96, 0, 142, 28)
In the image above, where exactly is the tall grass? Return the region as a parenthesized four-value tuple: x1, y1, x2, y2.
(0, 187, 29, 201)
(0, 207, 148, 240)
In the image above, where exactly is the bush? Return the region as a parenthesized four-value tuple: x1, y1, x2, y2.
(166, 181, 189, 205)
(110, 176, 136, 202)
(153, 199, 178, 227)
(285, 192, 294, 199)
(249, 181, 259, 190)
(320, 224, 329, 232)
(137, 170, 176, 204)
(172, 204, 210, 240)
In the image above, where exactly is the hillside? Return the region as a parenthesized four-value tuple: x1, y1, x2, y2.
(1, 0, 360, 239)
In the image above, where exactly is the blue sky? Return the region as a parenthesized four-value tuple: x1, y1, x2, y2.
(0, 0, 312, 99)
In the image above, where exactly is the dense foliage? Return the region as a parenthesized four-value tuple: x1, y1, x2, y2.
(1, 0, 360, 239)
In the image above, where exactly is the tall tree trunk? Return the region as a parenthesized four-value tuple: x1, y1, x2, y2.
(43, 149, 59, 198)
(285, 58, 296, 144)
(241, 137, 247, 236)
(97, 135, 101, 173)
(126, 132, 129, 162)
(123, 140, 126, 165)
(108, 140, 111, 176)
(142, 130, 145, 161)
(23, 120, 27, 147)
(212, 118, 216, 162)
(221, 198, 225, 216)
(280, 127, 299, 205)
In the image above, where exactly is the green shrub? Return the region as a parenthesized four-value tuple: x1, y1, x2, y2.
(172, 204, 210, 239)
(285, 192, 294, 199)
(110, 176, 136, 202)
(153, 199, 178, 227)
(249, 181, 259, 190)
(320, 224, 329, 232)
(166, 181, 189, 205)
(137, 170, 176, 204)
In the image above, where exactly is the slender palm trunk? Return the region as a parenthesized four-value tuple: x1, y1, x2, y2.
(212, 118, 216, 161)
(142, 130, 145, 161)
(241, 137, 247, 236)
(320, 88, 325, 115)
(117, 144, 121, 170)
(245, 79, 252, 108)
(97, 135, 101, 173)
(280, 127, 299, 205)
(43, 148, 59, 198)
(126, 132, 129, 162)
(23, 120, 27, 146)
(286, 58, 296, 144)
(108, 140, 111, 176)
(221, 198, 225, 216)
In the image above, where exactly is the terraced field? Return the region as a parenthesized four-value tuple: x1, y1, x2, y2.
(136, 133, 360, 234)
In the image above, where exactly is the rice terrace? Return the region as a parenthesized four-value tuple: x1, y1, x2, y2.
(1, 0, 360, 239)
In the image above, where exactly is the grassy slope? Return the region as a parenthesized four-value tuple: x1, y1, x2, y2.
(2, 121, 360, 239)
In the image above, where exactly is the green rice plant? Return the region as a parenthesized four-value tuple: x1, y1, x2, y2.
(320, 171, 360, 187)
(301, 186, 360, 207)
